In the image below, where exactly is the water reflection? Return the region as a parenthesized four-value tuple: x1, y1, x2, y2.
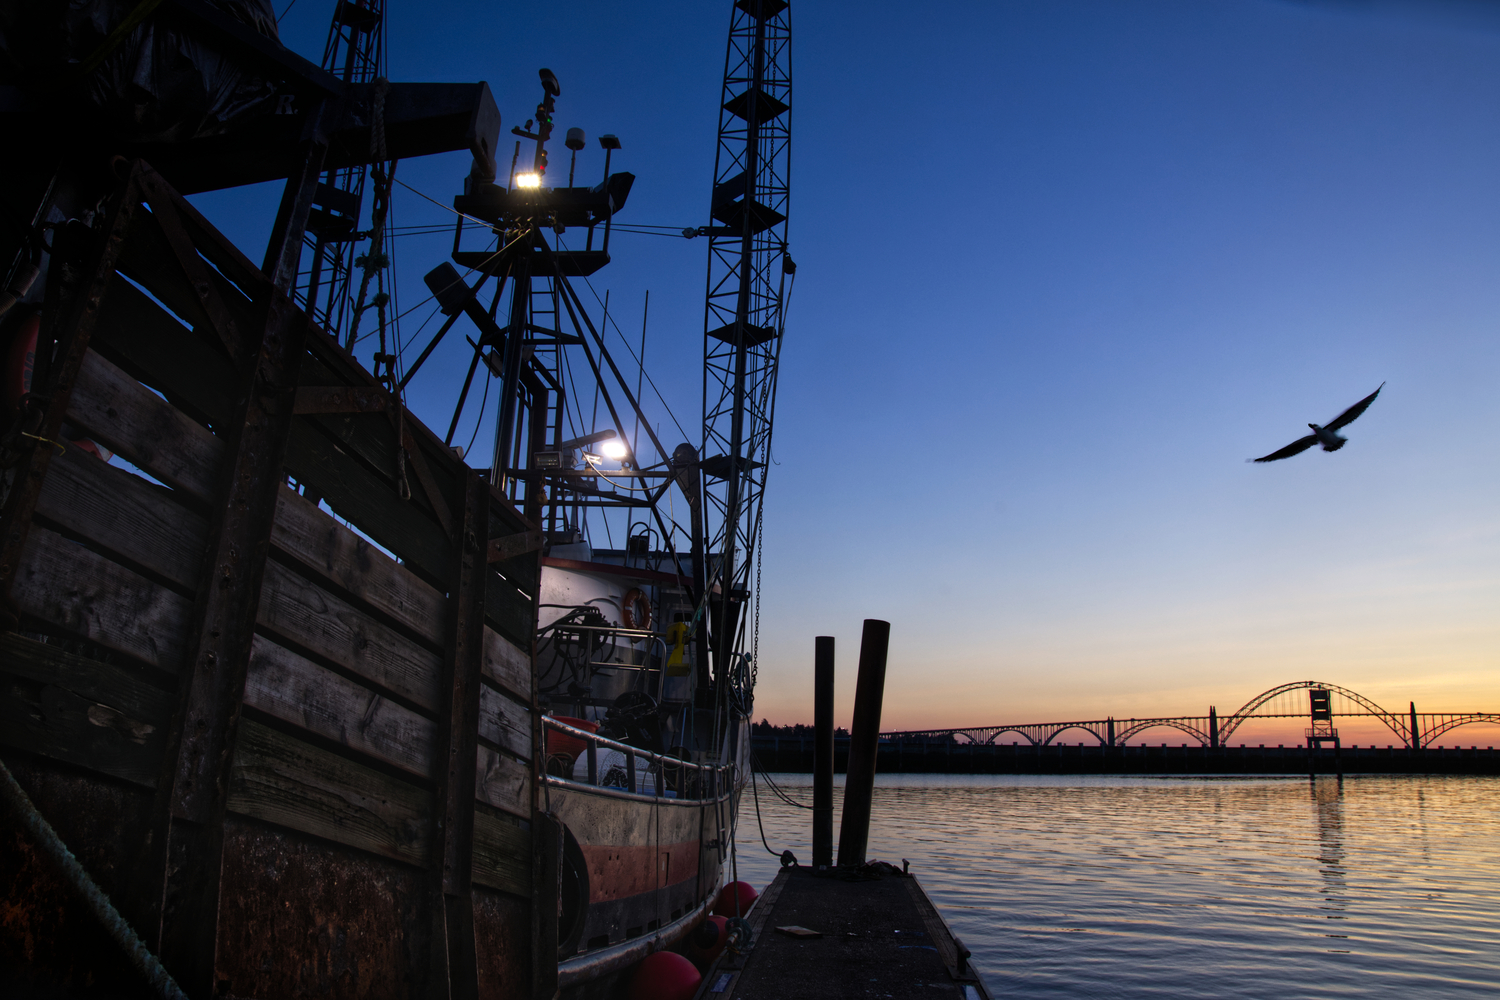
(734, 774, 1500, 999)
(1311, 776, 1348, 943)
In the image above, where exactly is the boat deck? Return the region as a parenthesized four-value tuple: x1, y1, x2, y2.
(696, 864, 992, 999)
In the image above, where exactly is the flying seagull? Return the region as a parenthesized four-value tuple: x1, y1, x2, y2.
(1250, 384, 1384, 463)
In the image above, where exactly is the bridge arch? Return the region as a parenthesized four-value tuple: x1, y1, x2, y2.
(1219, 680, 1407, 745)
(1042, 724, 1109, 746)
(1420, 715, 1500, 745)
(1115, 719, 1212, 747)
(983, 728, 1041, 747)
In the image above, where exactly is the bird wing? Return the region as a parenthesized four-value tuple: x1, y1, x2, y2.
(1325, 383, 1384, 432)
(1251, 434, 1319, 463)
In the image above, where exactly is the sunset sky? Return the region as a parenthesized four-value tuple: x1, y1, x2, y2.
(196, 0, 1500, 745)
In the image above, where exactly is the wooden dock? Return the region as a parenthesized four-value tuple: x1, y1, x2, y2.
(695, 863, 991, 1000)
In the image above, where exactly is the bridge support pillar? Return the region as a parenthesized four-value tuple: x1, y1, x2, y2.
(1410, 702, 1420, 752)
(1307, 735, 1341, 777)
(1209, 706, 1219, 749)
(1107, 717, 1115, 748)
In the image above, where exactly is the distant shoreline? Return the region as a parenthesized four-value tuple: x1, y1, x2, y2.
(751, 737, 1500, 775)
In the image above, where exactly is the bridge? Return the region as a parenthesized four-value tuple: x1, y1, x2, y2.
(882, 680, 1500, 750)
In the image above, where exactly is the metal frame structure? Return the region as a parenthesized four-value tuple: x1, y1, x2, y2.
(884, 679, 1500, 749)
(699, 0, 792, 696)
(296, 0, 386, 342)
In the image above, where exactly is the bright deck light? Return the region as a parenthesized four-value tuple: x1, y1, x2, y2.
(515, 172, 542, 189)
(600, 439, 628, 460)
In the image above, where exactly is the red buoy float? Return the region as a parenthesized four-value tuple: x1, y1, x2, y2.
(713, 880, 758, 918)
(2, 312, 38, 424)
(683, 914, 729, 968)
(628, 950, 700, 1000)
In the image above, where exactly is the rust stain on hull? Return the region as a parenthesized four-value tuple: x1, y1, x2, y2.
(580, 840, 699, 902)
(214, 815, 430, 1000)
(473, 886, 532, 998)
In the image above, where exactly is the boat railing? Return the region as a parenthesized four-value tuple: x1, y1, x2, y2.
(537, 620, 675, 700)
(543, 716, 730, 802)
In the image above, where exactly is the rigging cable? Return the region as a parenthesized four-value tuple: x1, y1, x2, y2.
(757, 763, 812, 809)
(747, 757, 781, 858)
(554, 232, 691, 446)
(463, 364, 491, 457)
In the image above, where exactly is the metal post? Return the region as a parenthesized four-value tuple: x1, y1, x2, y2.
(812, 636, 834, 868)
(837, 619, 890, 868)
(493, 247, 531, 486)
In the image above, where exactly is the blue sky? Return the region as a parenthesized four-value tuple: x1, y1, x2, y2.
(195, 0, 1500, 740)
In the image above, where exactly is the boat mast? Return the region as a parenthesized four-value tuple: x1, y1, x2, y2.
(700, 0, 792, 708)
(296, 0, 389, 346)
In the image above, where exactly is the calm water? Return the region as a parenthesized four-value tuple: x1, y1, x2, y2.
(730, 774, 1500, 998)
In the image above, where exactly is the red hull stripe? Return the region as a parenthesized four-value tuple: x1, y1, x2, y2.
(581, 840, 700, 902)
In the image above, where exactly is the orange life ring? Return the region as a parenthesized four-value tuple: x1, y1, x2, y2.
(620, 587, 652, 631)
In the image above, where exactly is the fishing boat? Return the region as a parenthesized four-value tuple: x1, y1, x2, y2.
(0, 0, 791, 996)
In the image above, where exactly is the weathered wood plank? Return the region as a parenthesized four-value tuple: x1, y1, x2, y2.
(93, 272, 238, 426)
(115, 209, 215, 332)
(487, 487, 531, 538)
(67, 348, 224, 502)
(283, 416, 451, 584)
(36, 440, 207, 590)
(299, 350, 467, 522)
(162, 172, 270, 299)
(116, 205, 257, 358)
(0, 173, 142, 616)
(271, 486, 446, 647)
(0, 634, 173, 788)
(0, 633, 175, 723)
(485, 570, 535, 650)
(488, 488, 536, 589)
(479, 683, 530, 759)
(486, 529, 543, 566)
(244, 634, 436, 779)
(488, 502, 539, 592)
(471, 808, 531, 898)
(14, 526, 191, 669)
(481, 627, 530, 701)
(227, 719, 432, 868)
(0, 668, 166, 788)
(475, 748, 530, 820)
(293, 385, 391, 414)
(256, 558, 443, 712)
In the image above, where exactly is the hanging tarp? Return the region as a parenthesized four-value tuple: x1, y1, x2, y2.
(0, 0, 281, 142)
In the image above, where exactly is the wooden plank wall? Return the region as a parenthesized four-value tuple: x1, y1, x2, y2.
(0, 171, 541, 998)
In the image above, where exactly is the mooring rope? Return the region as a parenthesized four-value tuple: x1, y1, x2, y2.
(0, 758, 188, 1000)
